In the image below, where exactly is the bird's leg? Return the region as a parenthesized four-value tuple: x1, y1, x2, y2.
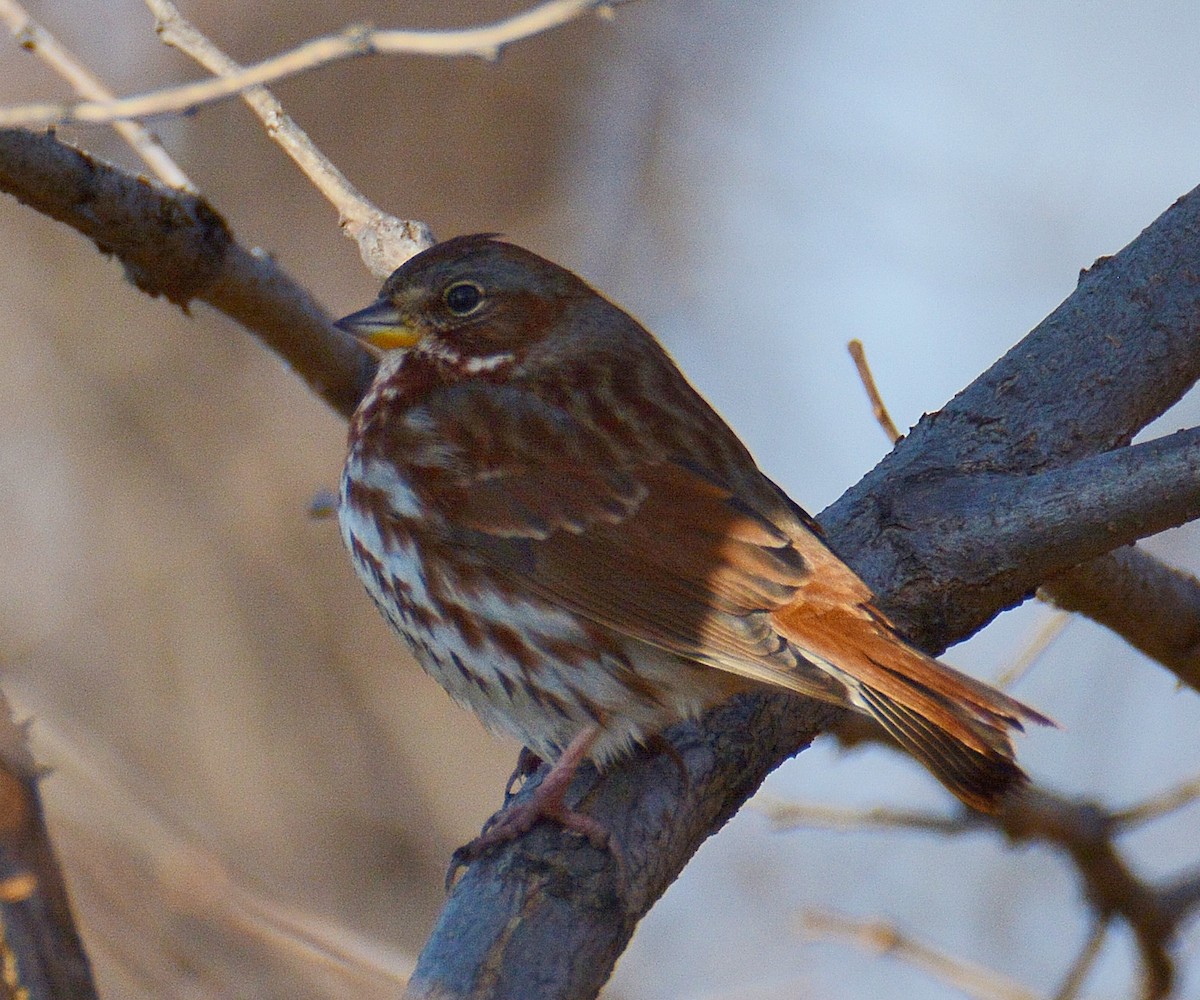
(450, 726, 624, 885)
(479, 727, 604, 844)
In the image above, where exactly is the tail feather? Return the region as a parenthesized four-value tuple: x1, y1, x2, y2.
(773, 594, 1051, 812)
(856, 606, 1054, 730)
(856, 683, 1028, 812)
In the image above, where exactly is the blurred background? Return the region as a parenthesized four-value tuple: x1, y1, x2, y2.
(2, 1, 1200, 997)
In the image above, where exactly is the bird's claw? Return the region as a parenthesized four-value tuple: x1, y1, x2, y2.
(446, 797, 627, 892)
(504, 746, 545, 802)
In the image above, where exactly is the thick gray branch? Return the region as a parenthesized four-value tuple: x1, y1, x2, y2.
(1042, 547, 1200, 692)
(865, 427, 1200, 647)
(0, 128, 374, 417)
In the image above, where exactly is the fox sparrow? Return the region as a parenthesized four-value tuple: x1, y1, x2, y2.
(335, 235, 1049, 862)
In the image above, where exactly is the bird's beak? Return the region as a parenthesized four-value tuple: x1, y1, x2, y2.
(334, 298, 421, 351)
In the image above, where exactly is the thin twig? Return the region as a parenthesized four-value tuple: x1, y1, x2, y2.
(1051, 918, 1109, 1000)
(847, 338, 902, 444)
(143, 0, 430, 276)
(756, 794, 977, 835)
(0, 0, 193, 190)
(994, 608, 1073, 689)
(1111, 773, 1200, 828)
(801, 910, 1041, 1000)
(0, 1, 625, 130)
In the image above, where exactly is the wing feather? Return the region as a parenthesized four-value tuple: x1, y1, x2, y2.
(396, 381, 1047, 810)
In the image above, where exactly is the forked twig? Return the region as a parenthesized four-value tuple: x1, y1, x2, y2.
(0, 0, 193, 189)
(143, 0, 432, 276)
(1, 0, 629, 275)
(770, 775, 1200, 999)
(0, 1, 626, 130)
(1052, 918, 1109, 1000)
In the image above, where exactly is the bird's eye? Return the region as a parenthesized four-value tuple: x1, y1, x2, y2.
(444, 282, 485, 316)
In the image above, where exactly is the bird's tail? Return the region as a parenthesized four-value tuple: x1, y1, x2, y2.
(773, 601, 1053, 812)
(850, 672, 1037, 812)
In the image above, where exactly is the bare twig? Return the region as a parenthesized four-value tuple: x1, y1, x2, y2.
(757, 795, 978, 835)
(1111, 773, 1200, 827)
(847, 338, 902, 444)
(0, 0, 193, 190)
(1, 0, 627, 275)
(801, 911, 1041, 1000)
(0, 1, 625, 129)
(1052, 918, 1109, 1000)
(144, 0, 432, 276)
(994, 608, 1072, 688)
(1003, 789, 1184, 1000)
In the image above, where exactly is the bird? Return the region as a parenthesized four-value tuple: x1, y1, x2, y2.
(334, 234, 1050, 861)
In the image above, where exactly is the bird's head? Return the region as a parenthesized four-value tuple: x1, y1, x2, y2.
(335, 234, 594, 378)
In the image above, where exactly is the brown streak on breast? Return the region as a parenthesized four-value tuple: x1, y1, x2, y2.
(344, 480, 415, 550)
(537, 688, 573, 721)
(440, 600, 489, 652)
(489, 624, 540, 672)
(531, 633, 593, 668)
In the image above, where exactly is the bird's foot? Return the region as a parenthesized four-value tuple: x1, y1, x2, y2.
(447, 728, 626, 888)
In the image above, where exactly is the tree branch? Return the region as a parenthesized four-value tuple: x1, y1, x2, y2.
(1041, 547, 1200, 692)
(869, 426, 1200, 632)
(0, 693, 99, 1000)
(0, 1, 627, 129)
(0, 128, 374, 417)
